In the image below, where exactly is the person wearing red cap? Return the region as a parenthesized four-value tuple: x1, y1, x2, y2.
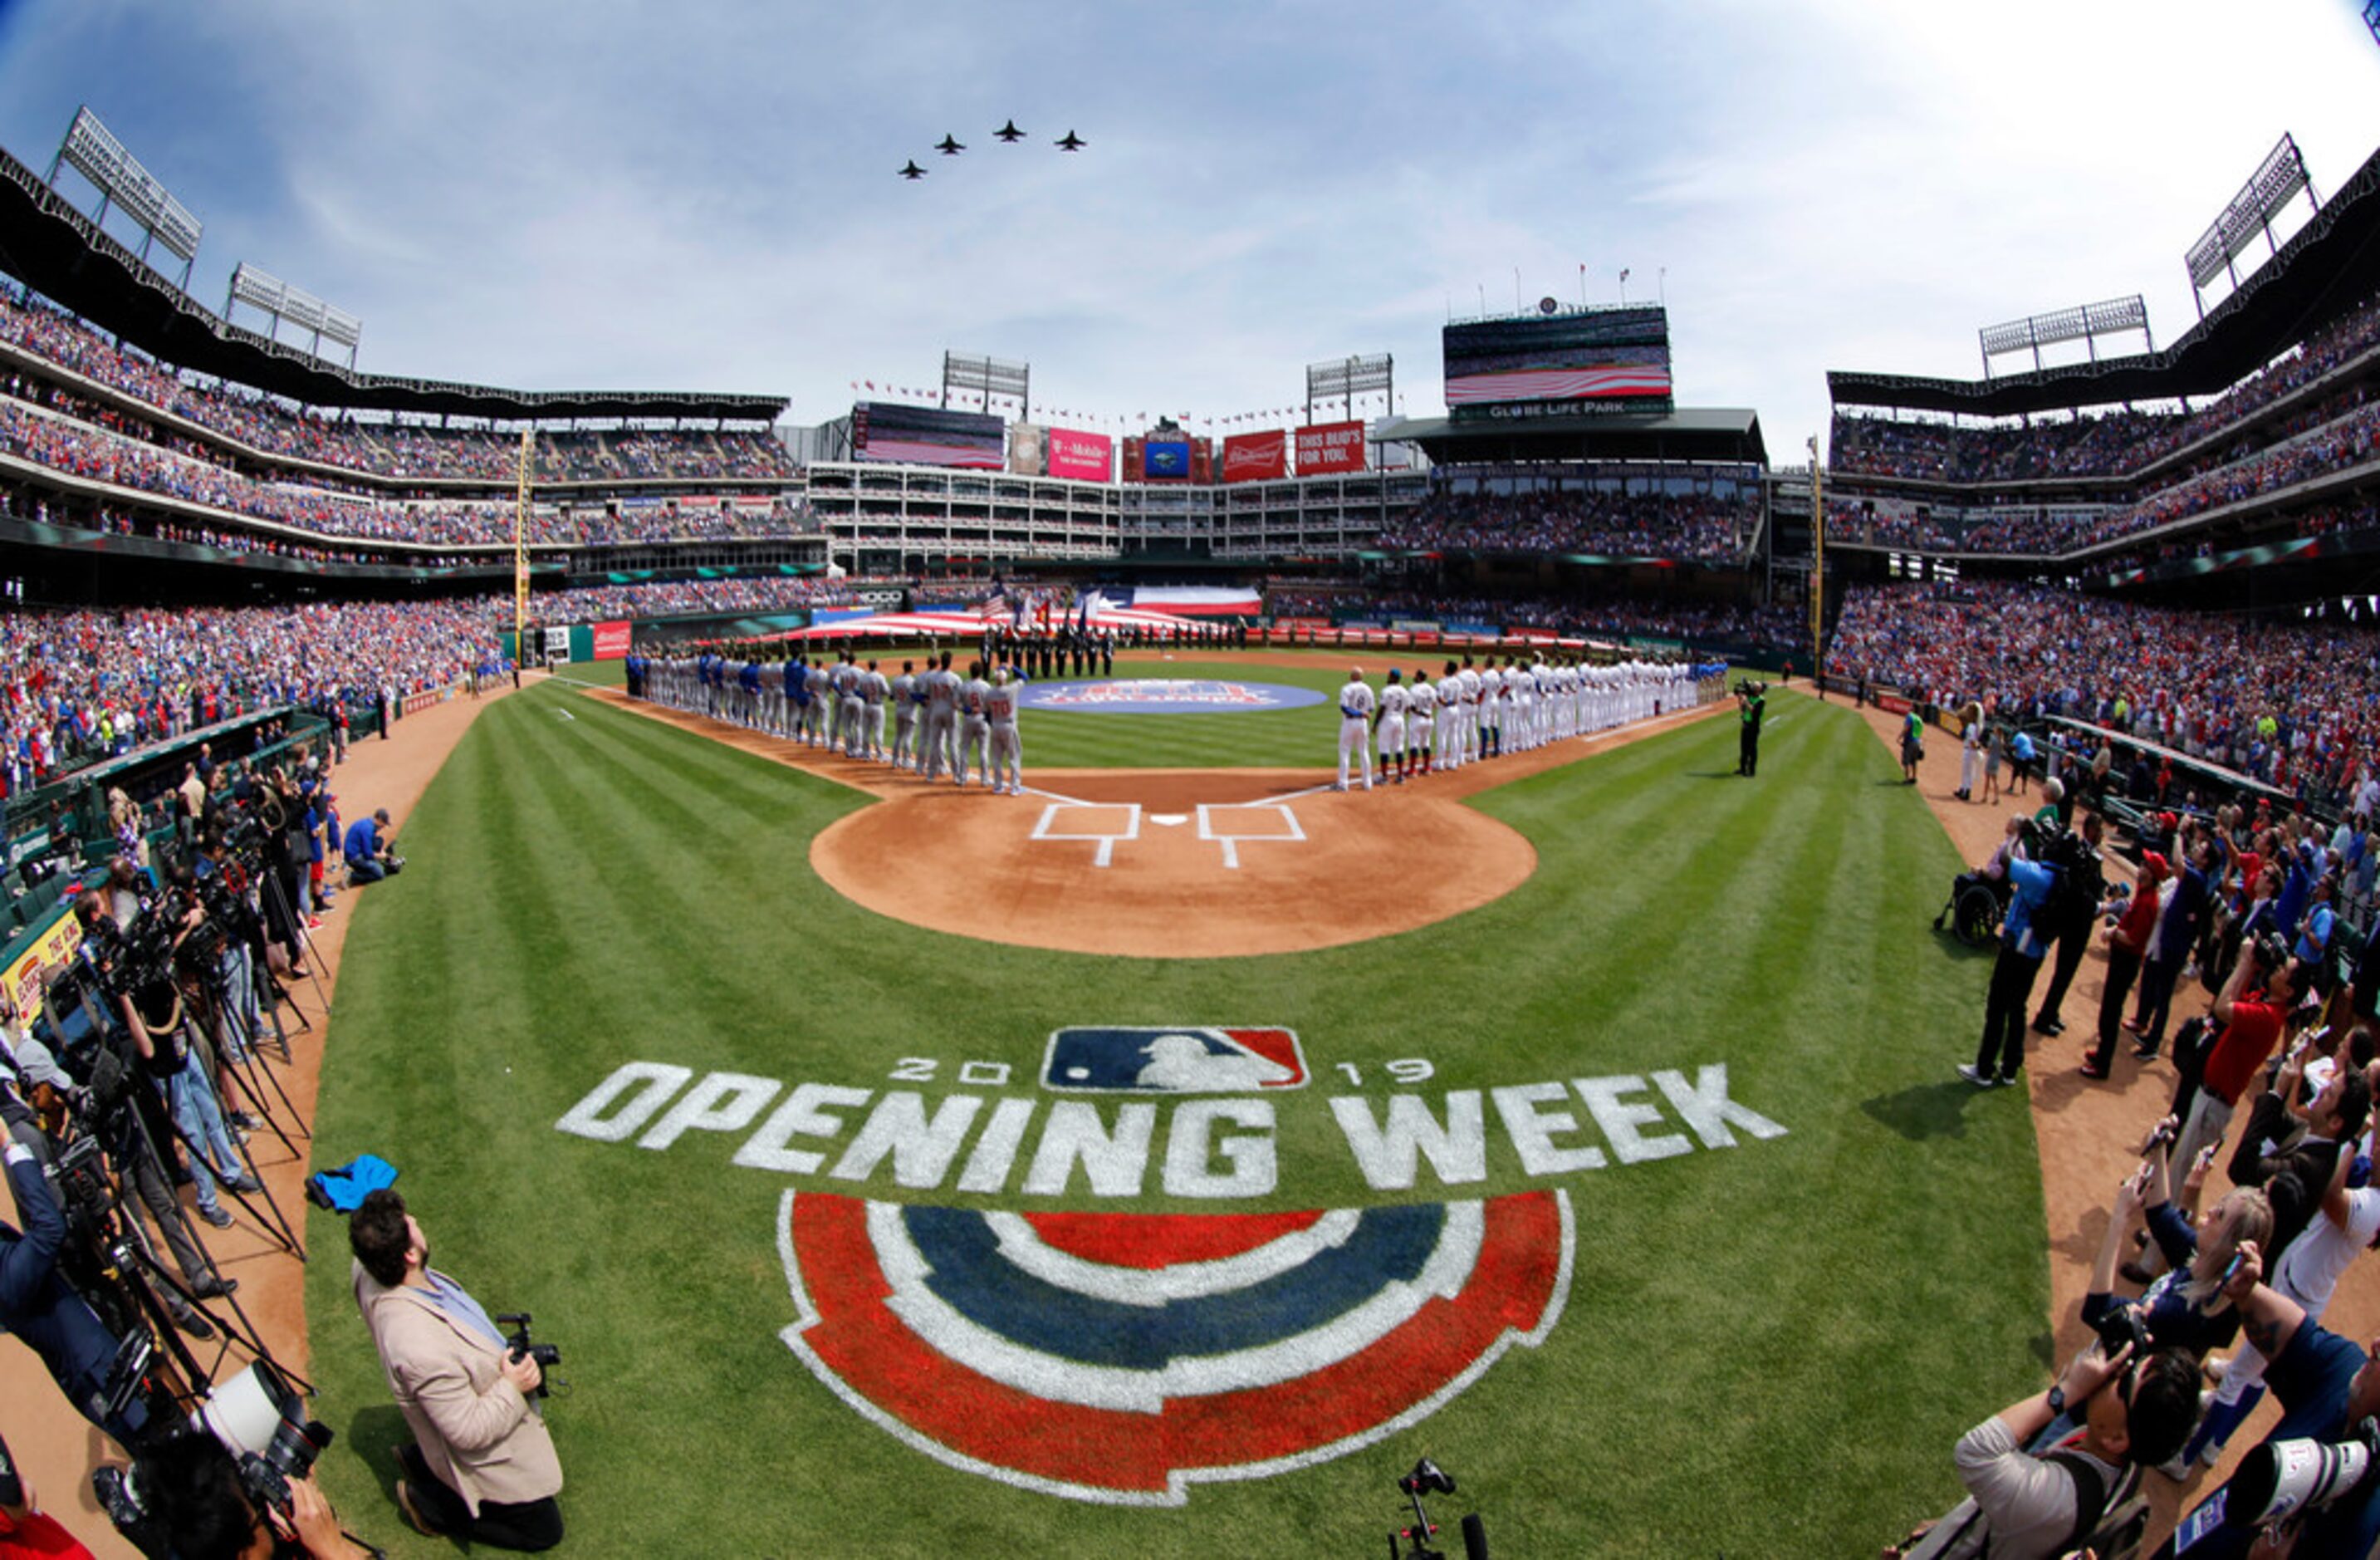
(2083, 851, 2167, 1080)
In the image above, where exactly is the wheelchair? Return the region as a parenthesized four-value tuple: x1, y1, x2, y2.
(1933, 870, 2010, 949)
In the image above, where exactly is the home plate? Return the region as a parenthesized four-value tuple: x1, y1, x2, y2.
(1150, 813, 1189, 827)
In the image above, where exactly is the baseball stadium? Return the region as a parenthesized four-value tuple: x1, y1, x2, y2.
(5, 8, 2380, 1559)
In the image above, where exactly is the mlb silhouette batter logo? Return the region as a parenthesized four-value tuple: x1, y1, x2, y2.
(774, 1187, 1576, 1504)
(1041, 1027, 1308, 1092)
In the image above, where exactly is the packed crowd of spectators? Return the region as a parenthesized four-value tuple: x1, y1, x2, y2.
(0, 395, 814, 552)
(1264, 588, 1800, 650)
(1830, 386, 2380, 557)
(517, 576, 860, 623)
(2074, 395, 2380, 548)
(1826, 581, 2380, 807)
(1834, 289, 2380, 488)
(1379, 488, 1755, 562)
(1, 601, 503, 794)
(1833, 409, 2183, 485)
(0, 287, 797, 484)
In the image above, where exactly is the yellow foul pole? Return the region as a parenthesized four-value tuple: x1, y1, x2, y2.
(1806, 434, 1824, 684)
(513, 428, 533, 664)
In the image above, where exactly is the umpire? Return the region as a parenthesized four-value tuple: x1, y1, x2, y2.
(1736, 679, 1767, 777)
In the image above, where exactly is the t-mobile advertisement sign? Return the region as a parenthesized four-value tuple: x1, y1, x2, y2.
(1295, 420, 1367, 475)
(1222, 429, 1289, 483)
(1048, 428, 1114, 482)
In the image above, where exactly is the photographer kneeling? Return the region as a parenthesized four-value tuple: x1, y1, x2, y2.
(340, 811, 401, 888)
(348, 1190, 562, 1550)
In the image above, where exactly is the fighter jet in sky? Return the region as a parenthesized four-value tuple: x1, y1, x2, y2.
(935, 134, 964, 155)
(1055, 130, 1086, 151)
(994, 120, 1026, 143)
(899, 160, 927, 179)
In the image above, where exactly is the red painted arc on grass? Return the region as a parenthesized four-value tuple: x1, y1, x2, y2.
(774, 1188, 1576, 1504)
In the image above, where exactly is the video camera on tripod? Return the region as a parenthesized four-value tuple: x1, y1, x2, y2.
(1384, 1459, 1490, 1560)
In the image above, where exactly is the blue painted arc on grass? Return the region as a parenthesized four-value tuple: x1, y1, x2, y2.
(1018, 679, 1327, 714)
(900, 1202, 1443, 1364)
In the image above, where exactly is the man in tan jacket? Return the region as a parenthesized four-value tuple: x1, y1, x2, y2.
(350, 1189, 564, 1549)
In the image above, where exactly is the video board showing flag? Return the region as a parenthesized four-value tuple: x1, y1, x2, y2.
(852, 401, 1006, 468)
(1442, 307, 1672, 415)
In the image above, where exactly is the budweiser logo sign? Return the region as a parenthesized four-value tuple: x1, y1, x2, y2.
(1222, 429, 1287, 483)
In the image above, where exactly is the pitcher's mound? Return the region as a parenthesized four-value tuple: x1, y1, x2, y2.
(810, 769, 1536, 958)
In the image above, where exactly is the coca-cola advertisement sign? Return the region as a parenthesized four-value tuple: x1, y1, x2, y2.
(591, 621, 632, 660)
(1047, 428, 1113, 482)
(1295, 420, 1367, 475)
(1222, 429, 1288, 483)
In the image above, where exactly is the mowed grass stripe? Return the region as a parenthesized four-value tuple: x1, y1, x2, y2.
(306, 683, 2045, 1558)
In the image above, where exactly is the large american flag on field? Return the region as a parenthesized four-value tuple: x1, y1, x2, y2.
(1443, 365, 1672, 405)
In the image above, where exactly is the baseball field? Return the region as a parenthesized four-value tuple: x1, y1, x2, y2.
(299, 654, 2042, 1557)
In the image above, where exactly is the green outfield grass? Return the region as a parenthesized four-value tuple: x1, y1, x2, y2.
(305, 679, 2045, 1557)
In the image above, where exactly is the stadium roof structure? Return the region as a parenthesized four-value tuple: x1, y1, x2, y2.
(1829, 140, 2380, 418)
(0, 145, 788, 424)
(1379, 406, 1767, 467)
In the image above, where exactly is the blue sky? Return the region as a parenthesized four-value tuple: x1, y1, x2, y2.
(0, 0, 2375, 457)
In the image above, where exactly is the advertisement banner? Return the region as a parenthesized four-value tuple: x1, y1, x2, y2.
(1295, 420, 1368, 475)
(592, 621, 632, 660)
(1008, 423, 1047, 477)
(1268, 616, 1331, 633)
(2, 906, 85, 1028)
(1143, 440, 1192, 480)
(1048, 428, 1113, 482)
(1222, 429, 1289, 483)
(1390, 619, 1442, 635)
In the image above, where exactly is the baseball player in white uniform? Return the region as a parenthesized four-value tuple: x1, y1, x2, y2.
(889, 661, 920, 771)
(1407, 669, 1434, 776)
(1447, 657, 1466, 767)
(1334, 667, 1375, 792)
(1436, 660, 1464, 769)
(986, 666, 1024, 794)
(957, 660, 993, 786)
(1375, 669, 1408, 783)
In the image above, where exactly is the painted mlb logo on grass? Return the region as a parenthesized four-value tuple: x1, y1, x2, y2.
(1043, 1027, 1307, 1092)
(775, 1187, 1575, 1504)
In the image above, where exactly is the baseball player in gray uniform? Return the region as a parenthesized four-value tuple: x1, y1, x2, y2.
(862, 659, 890, 760)
(922, 650, 960, 780)
(889, 661, 920, 770)
(957, 660, 993, 786)
(986, 665, 1024, 795)
(1334, 666, 1376, 792)
(1477, 659, 1503, 759)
